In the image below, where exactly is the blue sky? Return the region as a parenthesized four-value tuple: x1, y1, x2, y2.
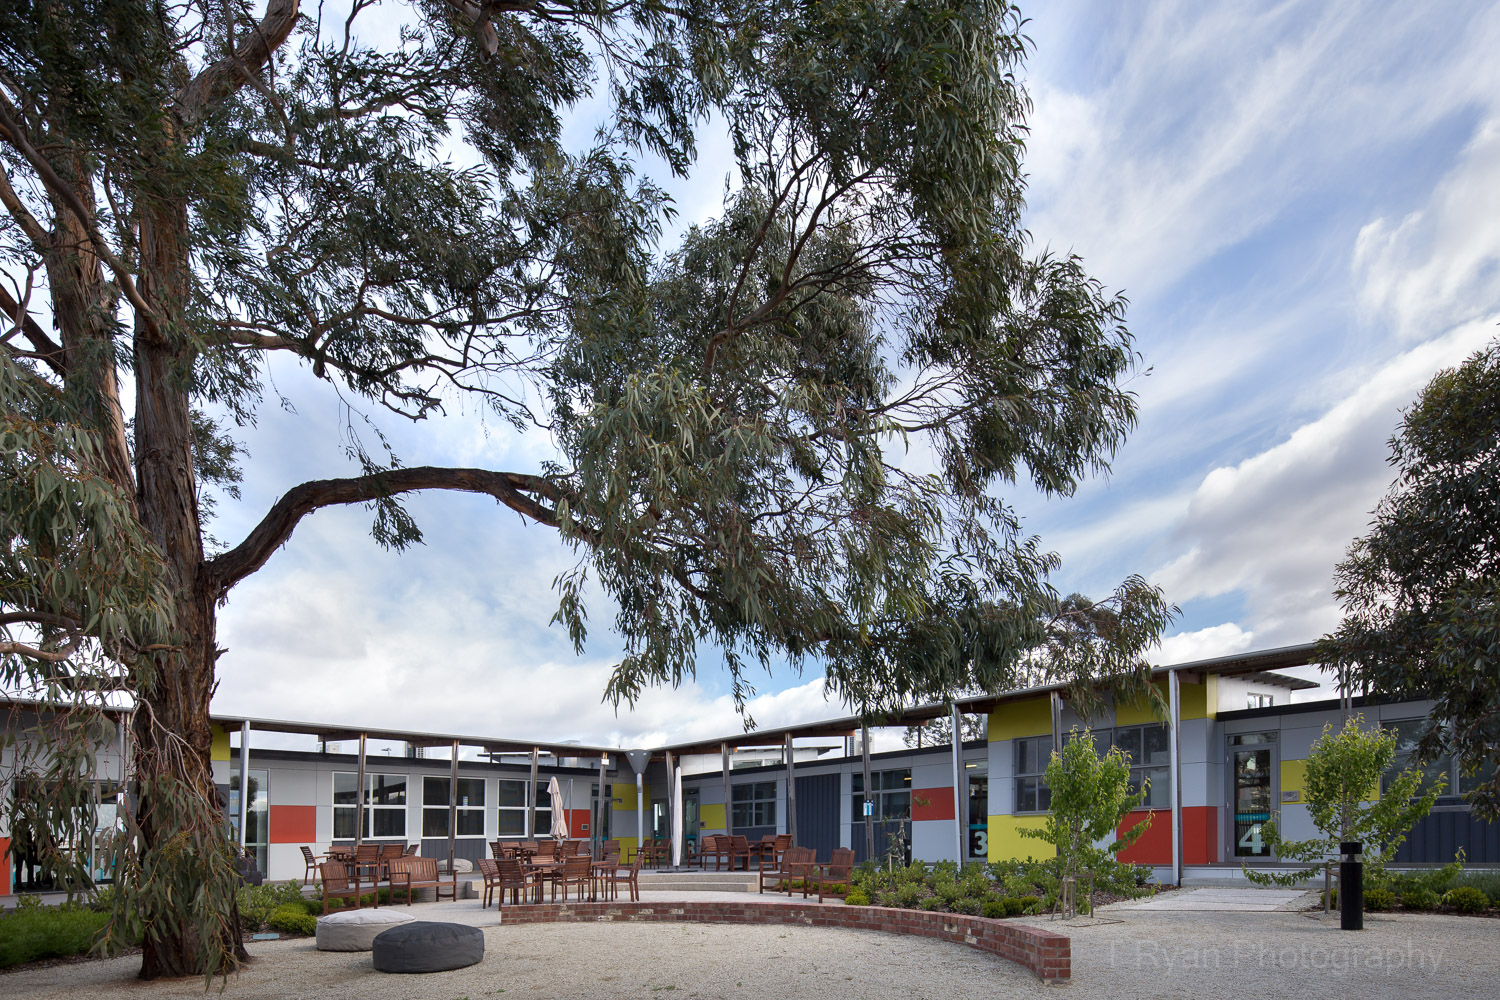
(207, 0, 1500, 749)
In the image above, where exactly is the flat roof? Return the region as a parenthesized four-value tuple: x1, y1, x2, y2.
(1, 641, 1325, 762)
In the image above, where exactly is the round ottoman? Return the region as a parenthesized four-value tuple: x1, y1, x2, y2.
(315, 908, 414, 952)
(372, 921, 484, 974)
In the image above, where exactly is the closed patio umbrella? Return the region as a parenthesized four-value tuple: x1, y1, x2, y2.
(547, 775, 569, 840)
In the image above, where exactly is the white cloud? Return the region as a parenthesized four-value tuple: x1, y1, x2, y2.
(1153, 622, 1255, 666)
(1150, 315, 1499, 646)
(1354, 117, 1500, 339)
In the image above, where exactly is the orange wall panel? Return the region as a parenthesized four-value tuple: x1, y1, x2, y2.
(268, 805, 317, 844)
(911, 786, 955, 822)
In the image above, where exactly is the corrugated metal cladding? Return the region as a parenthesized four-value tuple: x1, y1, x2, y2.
(420, 839, 487, 863)
(851, 820, 907, 866)
(795, 773, 841, 863)
(1395, 810, 1500, 864)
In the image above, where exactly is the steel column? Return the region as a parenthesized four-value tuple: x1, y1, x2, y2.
(785, 733, 797, 845)
(448, 740, 459, 872)
(527, 747, 539, 839)
(1169, 668, 1183, 887)
(355, 732, 367, 848)
(861, 724, 874, 860)
(597, 753, 609, 853)
(721, 743, 733, 837)
(237, 721, 250, 850)
(950, 702, 965, 864)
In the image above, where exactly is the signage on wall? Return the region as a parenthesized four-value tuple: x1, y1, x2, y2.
(1281, 790, 1299, 803)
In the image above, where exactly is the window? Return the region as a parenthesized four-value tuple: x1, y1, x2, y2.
(731, 781, 777, 828)
(534, 781, 553, 836)
(1383, 720, 1453, 799)
(1114, 724, 1170, 808)
(1248, 693, 1273, 709)
(333, 772, 407, 839)
(1014, 736, 1052, 813)
(422, 776, 485, 838)
(496, 779, 527, 837)
(852, 769, 911, 821)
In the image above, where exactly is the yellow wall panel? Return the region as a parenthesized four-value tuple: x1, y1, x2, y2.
(211, 725, 231, 762)
(1280, 759, 1307, 800)
(987, 697, 1052, 742)
(699, 803, 726, 832)
(987, 815, 1053, 861)
(613, 780, 637, 811)
(1115, 677, 1212, 726)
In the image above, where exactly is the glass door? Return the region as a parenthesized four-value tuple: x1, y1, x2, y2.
(1231, 747, 1274, 858)
(684, 790, 700, 850)
(967, 776, 988, 859)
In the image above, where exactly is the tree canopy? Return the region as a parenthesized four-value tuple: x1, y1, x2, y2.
(1321, 339, 1500, 820)
(1, 0, 1171, 975)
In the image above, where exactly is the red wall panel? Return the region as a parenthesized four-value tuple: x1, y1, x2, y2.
(1115, 806, 1218, 866)
(911, 786, 955, 822)
(268, 805, 317, 844)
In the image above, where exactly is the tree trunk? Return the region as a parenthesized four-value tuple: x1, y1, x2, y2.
(130, 195, 248, 978)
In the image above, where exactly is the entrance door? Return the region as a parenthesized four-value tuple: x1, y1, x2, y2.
(684, 790, 700, 852)
(967, 776, 989, 860)
(1230, 745, 1276, 858)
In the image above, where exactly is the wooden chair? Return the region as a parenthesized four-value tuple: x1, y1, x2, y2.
(604, 851, 644, 902)
(758, 846, 817, 897)
(352, 844, 383, 883)
(601, 839, 620, 859)
(551, 855, 593, 902)
(495, 857, 537, 905)
(815, 847, 856, 902)
(727, 835, 753, 872)
(697, 834, 722, 871)
(319, 860, 371, 914)
(593, 848, 621, 900)
(768, 833, 792, 867)
(402, 843, 419, 856)
(300, 845, 324, 885)
(386, 855, 458, 905)
(378, 843, 404, 876)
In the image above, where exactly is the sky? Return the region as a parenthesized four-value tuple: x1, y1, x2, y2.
(200, 0, 1500, 752)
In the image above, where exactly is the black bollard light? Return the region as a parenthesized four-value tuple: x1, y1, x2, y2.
(1339, 841, 1363, 930)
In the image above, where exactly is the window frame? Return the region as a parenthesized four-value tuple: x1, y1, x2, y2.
(421, 775, 487, 839)
(731, 781, 777, 829)
(1013, 736, 1053, 814)
(1113, 723, 1171, 809)
(333, 771, 408, 840)
(851, 768, 912, 823)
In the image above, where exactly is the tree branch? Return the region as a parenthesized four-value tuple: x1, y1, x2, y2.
(205, 466, 572, 593)
(176, 0, 302, 126)
(0, 283, 66, 376)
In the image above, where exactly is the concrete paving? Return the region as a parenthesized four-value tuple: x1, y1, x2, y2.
(1108, 886, 1315, 912)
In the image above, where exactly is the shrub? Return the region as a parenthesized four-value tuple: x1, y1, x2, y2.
(1364, 887, 1395, 911)
(895, 884, 924, 908)
(1399, 886, 1438, 911)
(843, 889, 871, 907)
(980, 899, 1006, 919)
(917, 897, 943, 911)
(0, 903, 111, 969)
(950, 897, 980, 916)
(1002, 896, 1024, 916)
(1018, 895, 1043, 915)
(1451, 869, 1500, 901)
(267, 904, 318, 936)
(1444, 886, 1490, 914)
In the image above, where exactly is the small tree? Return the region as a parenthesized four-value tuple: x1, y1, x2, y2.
(1021, 728, 1150, 918)
(1246, 716, 1445, 887)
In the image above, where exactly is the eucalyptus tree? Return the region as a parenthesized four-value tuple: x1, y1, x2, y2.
(1321, 339, 1500, 820)
(0, 0, 1172, 977)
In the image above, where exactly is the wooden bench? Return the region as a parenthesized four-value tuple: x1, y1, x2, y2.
(386, 855, 459, 905)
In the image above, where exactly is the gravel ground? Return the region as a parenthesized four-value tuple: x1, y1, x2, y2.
(3, 905, 1494, 999)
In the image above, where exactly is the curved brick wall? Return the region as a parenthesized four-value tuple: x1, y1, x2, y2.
(492, 899, 1071, 981)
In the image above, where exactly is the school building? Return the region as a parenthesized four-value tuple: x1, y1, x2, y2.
(2, 642, 1496, 893)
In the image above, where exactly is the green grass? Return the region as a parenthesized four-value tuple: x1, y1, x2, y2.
(0, 904, 110, 969)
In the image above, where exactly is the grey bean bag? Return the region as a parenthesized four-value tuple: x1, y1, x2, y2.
(372, 921, 484, 974)
(316, 908, 414, 952)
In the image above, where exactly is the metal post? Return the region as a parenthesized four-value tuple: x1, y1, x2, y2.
(237, 721, 250, 850)
(861, 724, 874, 861)
(355, 732, 367, 848)
(950, 702, 965, 865)
(597, 753, 608, 854)
(1050, 691, 1063, 754)
(721, 743, 733, 836)
(785, 733, 798, 846)
(1169, 669, 1183, 888)
(448, 740, 459, 872)
(664, 751, 676, 868)
(636, 769, 645, 861)
(527, 747, 539, 839)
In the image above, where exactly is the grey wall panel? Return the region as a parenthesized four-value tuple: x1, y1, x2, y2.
(795, 773, 841, 862)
